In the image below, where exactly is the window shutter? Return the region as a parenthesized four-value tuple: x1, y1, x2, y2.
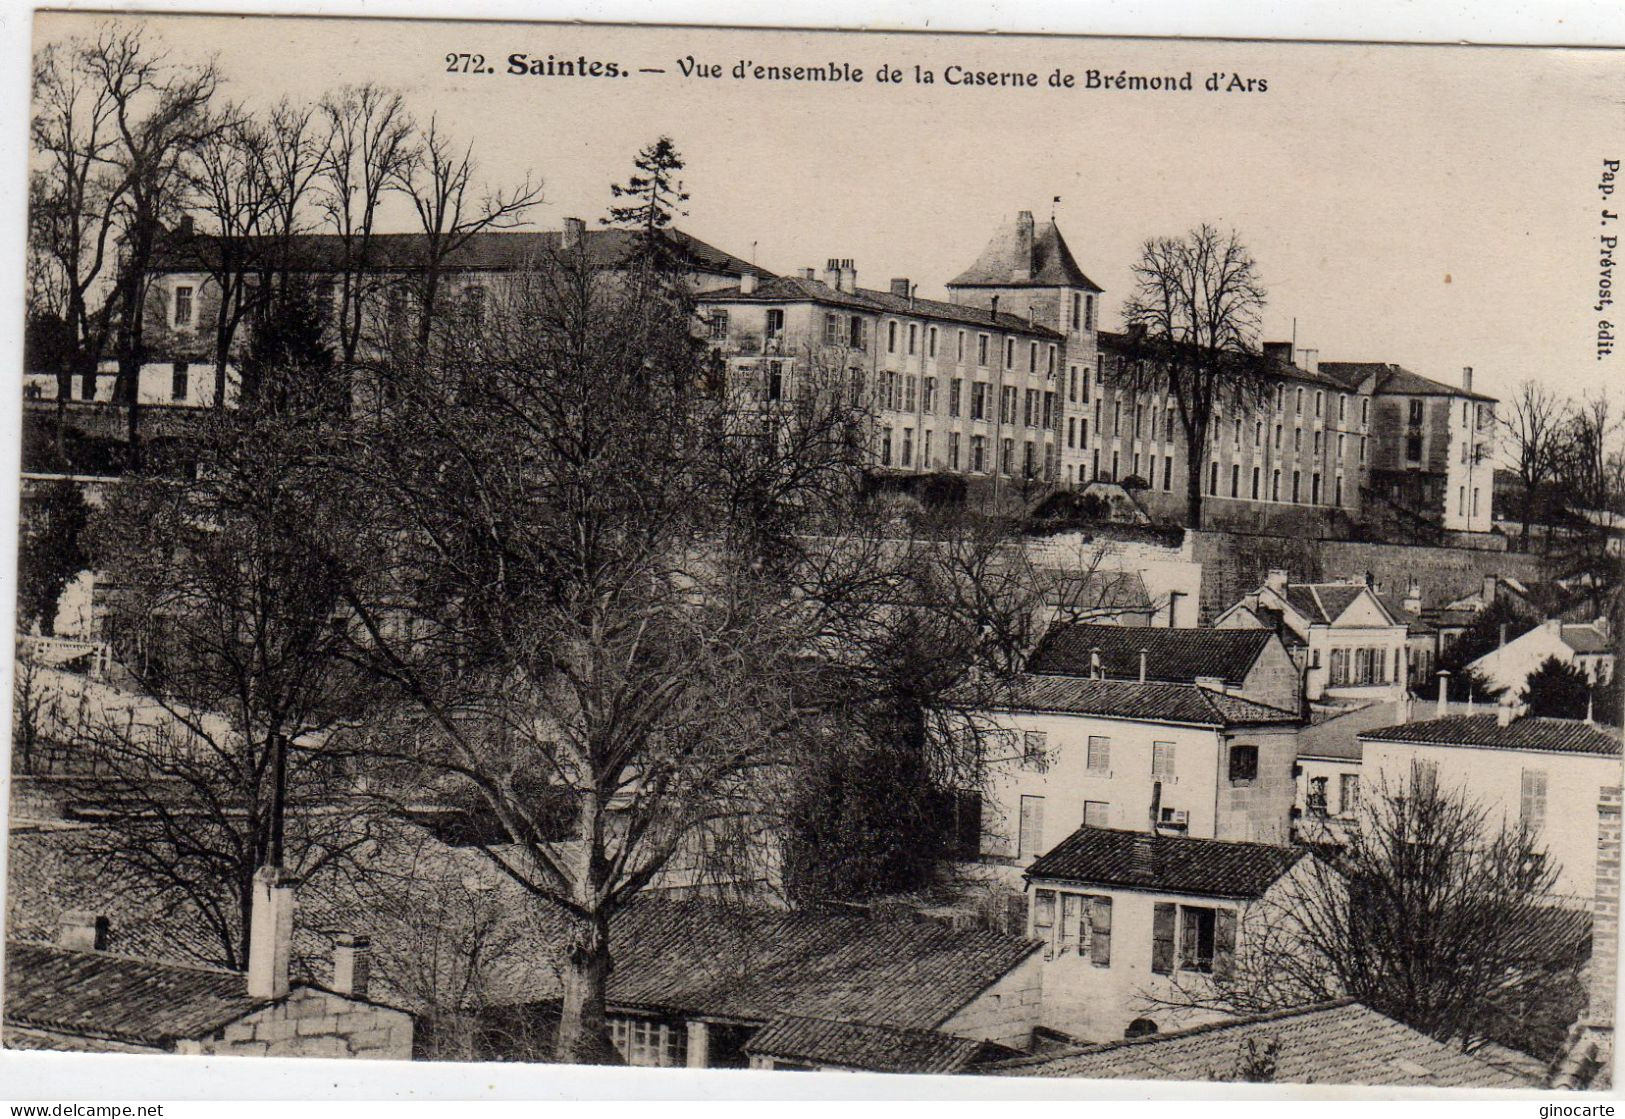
(1179, 906, 1200, 969)
(1152, 903, 1176, 975)
(1089, 897, 1113, 966)
(1214, 909, 1237, 981)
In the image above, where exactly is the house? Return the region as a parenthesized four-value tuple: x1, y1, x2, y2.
(1025, 622, 1302, 712)
(545, 900, 1044, 1069)
(1359, 710, 1623, 903)
(1215, 570, 1409, 703)
(3, 890, 411, 1058)
(986, 1000, 1528, 1087)
(965, 675, 1302, 878)
(1319, 361, 1497, 534)
(1021, 827, 1316, 1042)
(1469, 617, 1617, 696)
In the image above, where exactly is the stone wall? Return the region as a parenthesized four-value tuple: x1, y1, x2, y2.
(178, 986, 413, 1060)
(938, 952, 1043, 1050)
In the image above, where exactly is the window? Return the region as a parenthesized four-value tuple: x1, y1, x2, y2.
(1409, 398, 1424, 426)
(1071, 292, 1082, 330)
(766, 361, 783, 402)
(1021, 730, 1048, 770)
(901, 427, 913, 466)
(972, 382, 989, 420)
(708, 309, 729, 340)
(1293, 428, 1302, 452)
(1228, 744, 1258, 785)
(765, 308, 785, 338)
(1231, 464, 1241, 497)
(1001, 386, 1017, 424)
(948, 431, 961, 470)
(923, 430, 933, 467)
(1163, 455, 1173, 492)
(1254, 420, 1263, 446)
(1087, 896, 1112, 965)
(1340, 774, 1360, 815)
(1086, 735, 1111, 774)
(1209, 461, 1219, 496)
(907, 322, 918, 355)
(1274, 424, 1282, 449)
(1005, 337, 1015, 367)
(949, 378, 962, 417)
(1083, 800, 1111, 829)
(170, 362, 189, 402)
(173, 285, 194, 328)
(1029, 341, 1038, 372)
(1335, 474, 1343, 506)
(1251, 466, 1261, 500)
(850, 315, 866, 350)
(1152, 903, 1177, 975)
(1337, 433, 1345, 459)
(1085, 294, 1096, 332)
(1458, 486, 1466, 517)
(1312, 473, 1321, 504)
(1018, 795, 1046, 857)
(1044, 391, 1055, 429)
(1405, 433, 1423, 462)
(1024, 389, 1038, 427)
(1314, 431, 1322, 455)
(1033, 889, 1056, 938)
(1111, 450, 1119, 481)
(1521, 769, 1548, 832)
(1001, 437, 1014, 474)
(1314, 391, 1323, 418)
(971, 434, 986, 472)
(1151, 741, 1175, 780)
(957, 330, 966, 361)
(824, 313, 840, 345)
(977, 334, 989, 365)
(1068, 417, 1077, 448)
(904, 376, 916, 411)
(1360, 435, 1367, 463)
(609, 1017, 688, 1067)
(1296, 387, 1304, 413)
(1292, 471, 1301, 503)
(886, 321, 898, 354)
(1048, 346, 1057, 377)
(879, 428, 893, 466)
(1176, 906, 1234, 975)
(1338, 394, 1347, 421)
(1113, 400, 1121, 437)
(1412, 759, 1438, 797)
(923, 377, 936, 413)
(1472, 488, 1480, 517)
(1023, 440, 1036, 477)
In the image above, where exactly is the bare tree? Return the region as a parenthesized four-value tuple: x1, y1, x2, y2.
(1552, 391, 1625, 602)
(1118, 224, 1272, 527)
(393, 113, 543, 354)
(1499, 379, 1569, 551)
(1148, 765, 1575, 1056)
(314, 84, 416, 375)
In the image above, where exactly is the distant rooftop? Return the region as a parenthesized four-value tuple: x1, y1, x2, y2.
(744, 1014, 1018, 1075)
(1360, 714, 1621, 756)
(988, 1000, 1528, 1087)
(947, 213, 1102, 292)
(1026, 827, 1305, 899)
(996, 674, 1301, 728)
(1320, 361, 1497, 404)
(697, 273, 1065, 337)
(1027, 623, 1275, 688)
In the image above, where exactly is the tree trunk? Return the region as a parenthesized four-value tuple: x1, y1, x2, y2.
(1185, 453, 1205, 529)
(1520, 481, 1534, 552)
(553, 906, 623, 1065)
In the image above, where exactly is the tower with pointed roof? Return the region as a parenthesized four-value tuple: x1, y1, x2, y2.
(947, 211, 1104, 484)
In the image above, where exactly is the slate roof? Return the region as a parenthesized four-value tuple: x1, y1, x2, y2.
(696, 275, 1064, 338)
(602, 901, 1040, 1030)
(151, 227, 766, 279)
(988, 1001, 1528, 1087)
(1025, 827, 1305, 899)
(1027, 623, 1275, 687)
(1320, 361, 1497, 404)
(998, 675, 1300, 728)
(1562, 623, 1613, 655)
(1360, 715, 1621, 756)
(744, 1014, 1017, 1074)
(947, 217, 1102, 292)
(3, 941, 267, 1049)
(1279, 582, 1384, 626)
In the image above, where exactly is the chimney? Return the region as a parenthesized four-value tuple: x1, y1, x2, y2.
(1482, 575, 1497, 606)
(1436, 670, 1451, 716)
(1396, 687, 1414, 724)
(1262, 341, 1293, 366)
(561, 216, 585, 250)
(1265, 568, 1289, 593)
(825, 258, 842, 289)
(331, 933, 371, 999)
(1403, 580, 1422, 615)
(739, 271, 757, 296)
(890, 278, 911, 299)
(1499, 622, 1509, 648)
(247, 866, 298, 1000)
(1089, 647, 1103, 680)
(1149, 780, 1163, 832)
(1012, 211, 1035, 282)
(1139, 649, 1149, 683)
(1462, 366, 1474, 394)
(1497, 694, 1517, 727)
(838, 259, 856, 294)
(1297, 348, 1320, 373)
(1243, 591, 1261, 615)
(177, 214, 195, 239)
(58, 910, 109, 952)
(800, 267, 816, 281)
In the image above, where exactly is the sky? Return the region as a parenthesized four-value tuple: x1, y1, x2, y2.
(32, 11, 1625, 409)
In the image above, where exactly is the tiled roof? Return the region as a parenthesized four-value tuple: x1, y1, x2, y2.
(947, 217, 1102, 292)
(1025, 827, 1304, 899)
(1097, 331, 1352, 391)
(603, 901, 1039, 1030)
(744, 1014, 1015, 1074)
(1027, 623, 1274, 687)
(696, 275, 1064, 338)
(1038, 570, 1153, 613)
(1360, 715, 1621, 755)
(1562, 624, 1613, 655)
(151, 227, 766, 279)
(3, 941, 266, 1048)
(988, 1001, 1529, 1087)
(997, 675, 1300, 728)
(1320, 362, 1497, 404)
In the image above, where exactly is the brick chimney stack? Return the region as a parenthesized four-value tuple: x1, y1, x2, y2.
(1012, 211, 1035, 282)
(247, 867, 298, 1000)
(561, 216, 585, 250)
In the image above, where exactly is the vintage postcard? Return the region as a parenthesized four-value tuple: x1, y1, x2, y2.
(4, 7, 1623, 1098)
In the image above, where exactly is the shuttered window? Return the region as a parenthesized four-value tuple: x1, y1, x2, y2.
(1152, 741, 1175, 779)
(1088, 896, 1113, 966)
(1086, 736, 1111, 774)
(1521, 769, 1548, 832)
(1152, 903, 1176, 974)
(1018, 795, 1046, 858)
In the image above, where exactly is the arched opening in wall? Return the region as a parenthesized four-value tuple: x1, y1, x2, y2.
(1125, 1018, 1159, 1039)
